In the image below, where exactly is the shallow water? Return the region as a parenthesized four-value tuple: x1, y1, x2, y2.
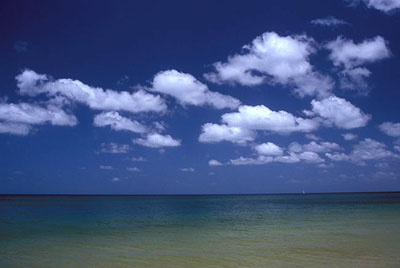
(1, 193, 400, 267)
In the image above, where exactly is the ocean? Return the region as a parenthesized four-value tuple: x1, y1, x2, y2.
(1, 193, 400, 267)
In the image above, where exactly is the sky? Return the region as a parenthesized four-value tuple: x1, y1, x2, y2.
(1, 0, 400, 194)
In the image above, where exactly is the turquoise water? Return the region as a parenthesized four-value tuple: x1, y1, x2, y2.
(1, 193, 400, 267)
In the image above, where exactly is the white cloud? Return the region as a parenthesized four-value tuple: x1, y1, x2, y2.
(111, 177, 120, 182)
(133, 133, 181, 148)
(297, 151, 325, 163)
(0, 122, 31, 136)
(326, 36, 391, 68)
(229, 150, 324, 165)
(199, 123, 256, 144)
(326, 36, 390, 91)
(342, 133, 358, 140)
(326, 138, 396, 164)
(100, 165, 113, 170)
(16, 69, 167, 114)
(0, 102, 77, 135)
(204, 32, 333, 98)
(149, 70, 240, 109)
(309, 96, 370, 129)
(131, 156, 147, 162)
(349, 0, 400, 13)
(180, 167, 195, 172)
(254, 142, 284, 156)
(305, 133, 321, 141)
(100, 142, 130, 154)
(379, 122, 400, 137)
(289, 141, 342, 153)
(222, 105, 319, 134)
(126, 167, 140, 172)
(93, 111, 147, 133)
(311, 16, 349, 26)
(208, 159, 223, 166)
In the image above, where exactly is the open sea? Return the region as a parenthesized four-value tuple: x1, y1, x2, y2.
(1, 193, 400, 267)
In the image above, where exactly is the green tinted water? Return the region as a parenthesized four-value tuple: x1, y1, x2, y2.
(1, 193, 400, 267)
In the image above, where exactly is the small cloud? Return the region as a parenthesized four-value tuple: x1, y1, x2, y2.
(14, 41, 28, 53)
(180, 167, 195, 172)
(116, 75, 129, 85)
(132, 156, 147, 162)
(208, 159, 223, 166)
(127, 167, 140, 172)
(311, 16, 349, 27)
(111, 177, 120, 182)
(209, 172, 215, 176)
(100, 165, 113, 170)
(342, 133, 358, 141)
(100, 142, 130, 154)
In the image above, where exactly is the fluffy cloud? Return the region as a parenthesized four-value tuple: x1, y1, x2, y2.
(180, 167, 195, 172)
(209, 159, 223, 166)
(349, 0, 400, 13)
(222, 105, 319, 134)
(342, 133, 358, 140)
(199, 123, 256, 144)
(254, 142, 284, 156)
(204, 32, 333, 98)
(0, 102, 77, 135)
(100, 142, 130, 154)
(229, 151, 324, 165)
(326, 36, 390, 68)
(326, 138, 396, 164)
(150, 70, 240, 109)
(310, 16, 349, 26)
(326, 36, 390, 91)
(126, 167, 140, 172)
(93, 111, 147, 133)
(289, 141, 342, 153)
(379, 122, 400, 137)
(308, 96, 370, 129)
(16, 69, 167, 114)
(133, 133, 181, 148)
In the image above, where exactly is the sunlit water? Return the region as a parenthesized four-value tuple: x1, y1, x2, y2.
(1, 193, 400, 267)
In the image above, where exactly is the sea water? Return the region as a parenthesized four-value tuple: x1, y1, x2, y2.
(1, 193, 400, 267)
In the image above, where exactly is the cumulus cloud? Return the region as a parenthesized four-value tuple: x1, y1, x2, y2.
(0, 102, 77, 135)
(149, 70, 240, 109)
(133, 133, 181, 148)
(180, 167, 195, 172)
(93, 111, 147, 133)
(209, 159, 223, 166)
(254, 142, 284, 156)
(308, 96, 370, 129)
(131, 156, 147, 162)
(348, 0, 400, 13)
(229, 151, 324, 165)
(100, 142, 130, 154)
(326, 36, 391, 68)
(326, 138, 396, 164)
(289, 141, 342, 153)
(379, 122, 400, 137)
(311, 16, 349, 26)
(126, 167, 140, 172)
(342, 133, 358, 140)
(325, 36, 390, 91)
(199, 123, 256, 144)
(16, 69, 167, 114)
(204, 32, 333, 98)
(222, 105, 319, 134)
(100, 165, 113, 170)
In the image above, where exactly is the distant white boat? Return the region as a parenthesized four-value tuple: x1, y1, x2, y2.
(302, 190, 306, 195)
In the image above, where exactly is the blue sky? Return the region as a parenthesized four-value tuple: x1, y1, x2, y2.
(1, 0, 400, 194)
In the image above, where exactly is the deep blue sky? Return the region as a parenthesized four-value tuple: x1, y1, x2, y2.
(1, 0, 400, 194)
